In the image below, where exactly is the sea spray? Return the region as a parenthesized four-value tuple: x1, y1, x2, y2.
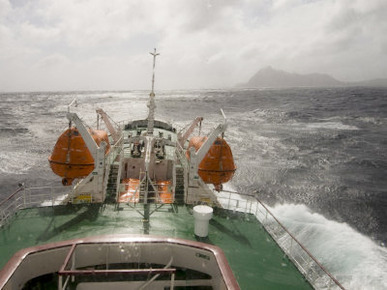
(270, 203, 387, 290)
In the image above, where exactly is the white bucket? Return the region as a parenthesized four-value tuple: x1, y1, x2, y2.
(193, 205, 213, 237)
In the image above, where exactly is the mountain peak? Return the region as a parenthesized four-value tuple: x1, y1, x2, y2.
(243, 67, 342, 88)
(261, 66, 274, 71)
(258, 66, 282, 74)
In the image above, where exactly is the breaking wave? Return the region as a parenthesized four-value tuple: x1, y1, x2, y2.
(0, 152, 34, 175)
(304, 121, 358, 131)
(270, 203, 387, 290)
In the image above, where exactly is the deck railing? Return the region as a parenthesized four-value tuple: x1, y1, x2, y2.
(58, 243, 176, 290)
(0, 185, 69, 227)
(0, 184, 345, 289)
(216, 190, 345, 290)
(0, 137, 125, 225)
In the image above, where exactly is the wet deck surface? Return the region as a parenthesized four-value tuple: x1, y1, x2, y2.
(0, 204, 312, 289)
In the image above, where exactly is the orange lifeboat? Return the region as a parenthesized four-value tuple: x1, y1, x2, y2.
(187, 136, 236, 191)
(48, 127, 110, 186)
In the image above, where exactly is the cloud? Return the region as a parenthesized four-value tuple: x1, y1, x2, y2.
(0, 0, 386, 91)
(0, 0, 11, 19)
(34, 53, 69, 69)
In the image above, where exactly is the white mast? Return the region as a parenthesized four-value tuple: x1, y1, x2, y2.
(147, 48, 160, 136)
(143, 48, 159, 233)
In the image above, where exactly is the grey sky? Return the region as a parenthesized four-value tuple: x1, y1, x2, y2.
(1, 0, 386, 91)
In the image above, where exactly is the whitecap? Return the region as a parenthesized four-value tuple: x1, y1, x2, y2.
(270, 203, 387, 290)
(0, 151, 34, 174)
(305, 121, 358, 130)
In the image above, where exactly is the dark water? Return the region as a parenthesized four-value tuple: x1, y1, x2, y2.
(158, 87, 387, 243)
(1, 87, 386, 288)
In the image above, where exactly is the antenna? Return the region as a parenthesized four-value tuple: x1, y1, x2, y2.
(149, 48, 160, 96)
(147, 48, 160, 136)
(143, 48, 160, 232)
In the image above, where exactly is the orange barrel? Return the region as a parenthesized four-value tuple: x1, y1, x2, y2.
(187, 136, 236, 191)
(156, 180, 173, 204)
(118, 178, 140, 203)
(48, 127, 110, 186)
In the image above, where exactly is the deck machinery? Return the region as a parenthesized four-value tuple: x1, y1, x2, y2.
(0, 50, 344, 290)
(46, 49, 236, 234)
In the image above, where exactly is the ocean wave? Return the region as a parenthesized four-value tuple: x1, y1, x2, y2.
(0, 152, 34, 175)
(0, 127, 29, 136)
(217, 188, 387, 289)
(270, 203, 387, 290)
(356, 116, 384, 126)
(305, 121, 358, 130)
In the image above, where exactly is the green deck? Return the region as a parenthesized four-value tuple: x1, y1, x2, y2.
(0, 204, 312, 289)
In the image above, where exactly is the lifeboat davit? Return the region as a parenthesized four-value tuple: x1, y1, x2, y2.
(187, 136, 236, 191)
(48, 127, 110, 186)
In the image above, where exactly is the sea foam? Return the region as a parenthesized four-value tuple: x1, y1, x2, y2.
(270, 203, 387, 290)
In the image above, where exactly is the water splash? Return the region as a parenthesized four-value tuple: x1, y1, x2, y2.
(270, 203, 387, 290)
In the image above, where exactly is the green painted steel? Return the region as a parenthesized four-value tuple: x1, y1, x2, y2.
(0, 204, 312, 289)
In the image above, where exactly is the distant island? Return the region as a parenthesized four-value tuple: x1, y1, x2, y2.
(238, 66, 387, 88)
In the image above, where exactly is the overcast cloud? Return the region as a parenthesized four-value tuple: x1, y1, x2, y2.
(1, 0, 386, 91)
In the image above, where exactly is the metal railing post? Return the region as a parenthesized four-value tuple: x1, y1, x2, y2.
(58, 275, 63, 290)
(51, 187, 55, 207)
(23, 190, 26, 209)
(219, 189, 345, 289)
(227, 192, 231, 210)
(71, 250, 76, 283)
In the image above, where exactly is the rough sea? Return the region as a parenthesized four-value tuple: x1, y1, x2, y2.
(1, 87, 386, 289)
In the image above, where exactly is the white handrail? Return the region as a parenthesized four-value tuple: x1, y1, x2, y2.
(0, 185, 69, 227)
(216, 190, 345, 290)
(0, 185, 344, 289)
